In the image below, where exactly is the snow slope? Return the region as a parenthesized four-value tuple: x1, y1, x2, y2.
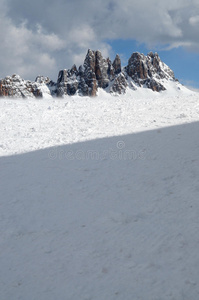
(0, 86, 197, 156)
(1, 90, 199, 300)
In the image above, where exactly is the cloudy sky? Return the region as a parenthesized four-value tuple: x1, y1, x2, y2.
(1, 0, 199, 87)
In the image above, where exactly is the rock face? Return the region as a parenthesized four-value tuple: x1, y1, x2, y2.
(113, 54, 122, 75)
(0, 50, 177, 98)
(83, 49, 98, 96)
(0, 74, 56, 98)
(110, 73, 128, 94)
(126, 51, 175, 92)
(56, 49, 123, 97)
(0, 75, 35, 98)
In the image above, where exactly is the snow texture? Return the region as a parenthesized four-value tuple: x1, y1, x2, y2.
(1, 89, 199, 300)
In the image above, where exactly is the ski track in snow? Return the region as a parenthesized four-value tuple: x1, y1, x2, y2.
(1, 90, 199, 299)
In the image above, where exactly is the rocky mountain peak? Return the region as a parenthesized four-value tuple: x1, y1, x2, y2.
(113, 54, 121, 75)
(0, 49, 178, 98)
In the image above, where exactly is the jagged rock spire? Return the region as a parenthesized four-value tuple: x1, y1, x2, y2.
(113, 54, 121, 75)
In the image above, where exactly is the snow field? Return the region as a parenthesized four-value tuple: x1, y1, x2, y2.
(1, 89, 199, 299)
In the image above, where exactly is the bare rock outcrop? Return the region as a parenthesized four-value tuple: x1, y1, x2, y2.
(0, 49, 177, 98)
(0, 75, 36, 98)
(126, 51, 175, 91)
(110, 73, 128, 94)
(0, 74, 56, 98)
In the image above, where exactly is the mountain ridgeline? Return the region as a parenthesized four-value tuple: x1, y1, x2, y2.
(0, 50, 177, 98)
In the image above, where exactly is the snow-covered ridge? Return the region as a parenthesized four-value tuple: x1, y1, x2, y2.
(0, 50, 190, 98)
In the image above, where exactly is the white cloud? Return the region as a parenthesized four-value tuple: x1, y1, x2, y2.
(0, 10, 66, 80)
(1, 0, 199, 80)
(189, 15, 199, 25)
(68, 25, 96, 48)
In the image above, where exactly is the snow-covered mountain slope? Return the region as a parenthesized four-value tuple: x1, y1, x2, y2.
(1, 93, 199, 300)
(0, 89, 197, 156)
